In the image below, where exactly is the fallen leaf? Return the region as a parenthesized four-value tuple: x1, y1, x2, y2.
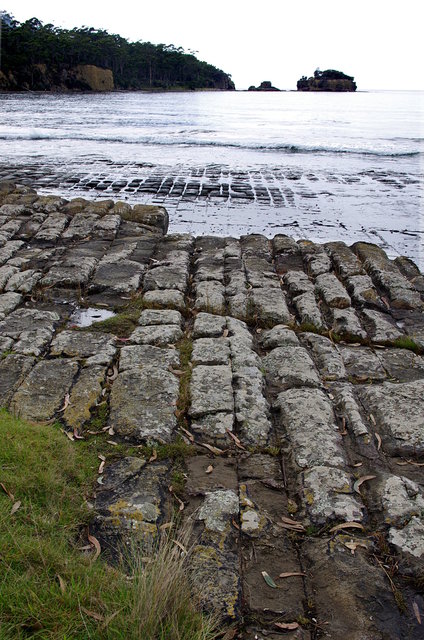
(169, 368, 185, 377)
(375, 432, 382, 450)
(222, 329, 229, 338)
(10, 500, 21, 515)
(179, 426, 194, 442)
(108, 427, 115, 436)
(198, 442, 224, 455)
(369, 413, 376, 426)
(354, 475, 377, 494)
(58, 393, 71, 412)
(73, 429, 84, 440)
(168, 486, 185, 511)
(344, 540, 368, 554)
(57, 575, 66, 594)
(149, 449, 158, 463)
(98, 460, 105, 474)
(97, 476, 104, 485)
(226, 429, 246, 450)
(278, 572, 306, 579)
(232, 518, 240, 530)
(107, 365, 118, 382)
(98, 454, 106, 462)
(88, 533, 101, 561)
(206, 465, 214, 474)
(172, 539, 187, 554)
(278, 516, 305, 532)
(81, 607, 104, 622)
(0, 483, 14, 501)
(329, 522, 365, 533)
(106, 440, 118, 446)
(160, 522, 173, 531)
(412, 601, 421, 625)
(353, 462, 363, 467)
(64, 431, 75, 441)
(261, 570, 278, 589)
(275, 622, 299, 630)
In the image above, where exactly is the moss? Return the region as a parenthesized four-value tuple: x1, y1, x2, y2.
(389, 336, 422, 355)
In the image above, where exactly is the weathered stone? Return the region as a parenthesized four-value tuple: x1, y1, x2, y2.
(340, 346, 386, 381)
(42, 256, 97, 288)
(305, 251, 331, 276)
(274, 388, 345, 469)
(332, 383, 369, 439)
(301, 333, 346, 380)
(227, 292, 249, 320)
(293, 291, 324, 328)
(360, 380, 424, 455)
(11, 358, 79, 421)
(5, 269, 42, 294)
(34, 212, 68, 242)
(0, 335, 14, 354)
(191, 412, 234, 443)
(0, 264, 19, 290)
(325, 241, 364, 278)
(50, 330, 116, 366)
(233, 367, 272, 446)
(91, 259, 143, 293)
(377, 348, 424, 382)
(303, 466, 364, 524)
(315, 273, 351, 308)
(0, 291, 22, 319)
(346, 274, 382, 308)
(330, 307, 367, 339)
(360, 310, 404, 343)
(189, 365, 234, 417)
(144, 259, 188, 292)
(259, 325, 299, 350)
(303, 538, 406, 639)
(92, 214, 121, 240)
(126, 204, 169, 234)
(61, 212, 99, 241)
(388, 517, 424, 560)
(284, 270, 314, 296)
(143, 289, 185, 311)
(195, 280, 225, 314)
(0, 308, 59, 338)
(192, 337, 230, 365)
(0, 354, 34, 406)
(109, 368, 178, 442)
(263, 346, 320, 390)
(63, 365, 105, 430)
(0, 240, 24, 266)
(94, 458, 171, 554)
(119, 344, 179, 372)
(130, 324, 182, 346)
(138, 309, 182, 327)
(379, 475, 424, 525)
(250, 287, 292, 325)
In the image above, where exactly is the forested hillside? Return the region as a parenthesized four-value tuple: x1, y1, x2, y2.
(0, 12, 235, 91)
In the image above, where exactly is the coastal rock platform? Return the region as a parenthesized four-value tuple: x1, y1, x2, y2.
(1, 181, 423, 638)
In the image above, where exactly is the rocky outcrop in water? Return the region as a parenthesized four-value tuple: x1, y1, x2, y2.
(297, 68, 357, 92)
(248, 80, 280, 91)
(1, 181, 423, 636)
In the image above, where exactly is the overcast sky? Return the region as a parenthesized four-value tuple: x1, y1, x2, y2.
(5, 0, 424, 90)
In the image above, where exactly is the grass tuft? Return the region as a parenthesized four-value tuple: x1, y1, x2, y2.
(0, 409, 219, 639)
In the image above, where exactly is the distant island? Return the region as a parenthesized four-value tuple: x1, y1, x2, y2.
(248, 81, 280, 92)
(0, 12, 235, 92)
(297, 68, 357, 92)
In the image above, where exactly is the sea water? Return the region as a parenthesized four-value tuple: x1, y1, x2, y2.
(0, 90, 423, 266)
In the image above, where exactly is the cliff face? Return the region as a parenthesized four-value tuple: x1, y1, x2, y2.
(0, 64, 114, 92)
(297, 69, 357, 92)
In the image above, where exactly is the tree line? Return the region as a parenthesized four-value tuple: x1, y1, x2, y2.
(0, 13, 235, 91)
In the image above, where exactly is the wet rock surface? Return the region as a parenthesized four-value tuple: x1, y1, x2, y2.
(1, 183, 424, 638)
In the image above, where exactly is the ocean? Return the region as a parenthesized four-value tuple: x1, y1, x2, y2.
(0, 89, 423, 267)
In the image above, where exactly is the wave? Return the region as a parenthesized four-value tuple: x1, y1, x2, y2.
(0, 130, 420, 157)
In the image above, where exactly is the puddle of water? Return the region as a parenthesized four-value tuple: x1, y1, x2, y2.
(69, 307, 115, 328)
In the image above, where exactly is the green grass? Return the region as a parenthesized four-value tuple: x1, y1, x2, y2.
(0, 409, 219, 639)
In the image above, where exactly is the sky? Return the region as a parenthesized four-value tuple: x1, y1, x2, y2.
(4, 0, 424, 90)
